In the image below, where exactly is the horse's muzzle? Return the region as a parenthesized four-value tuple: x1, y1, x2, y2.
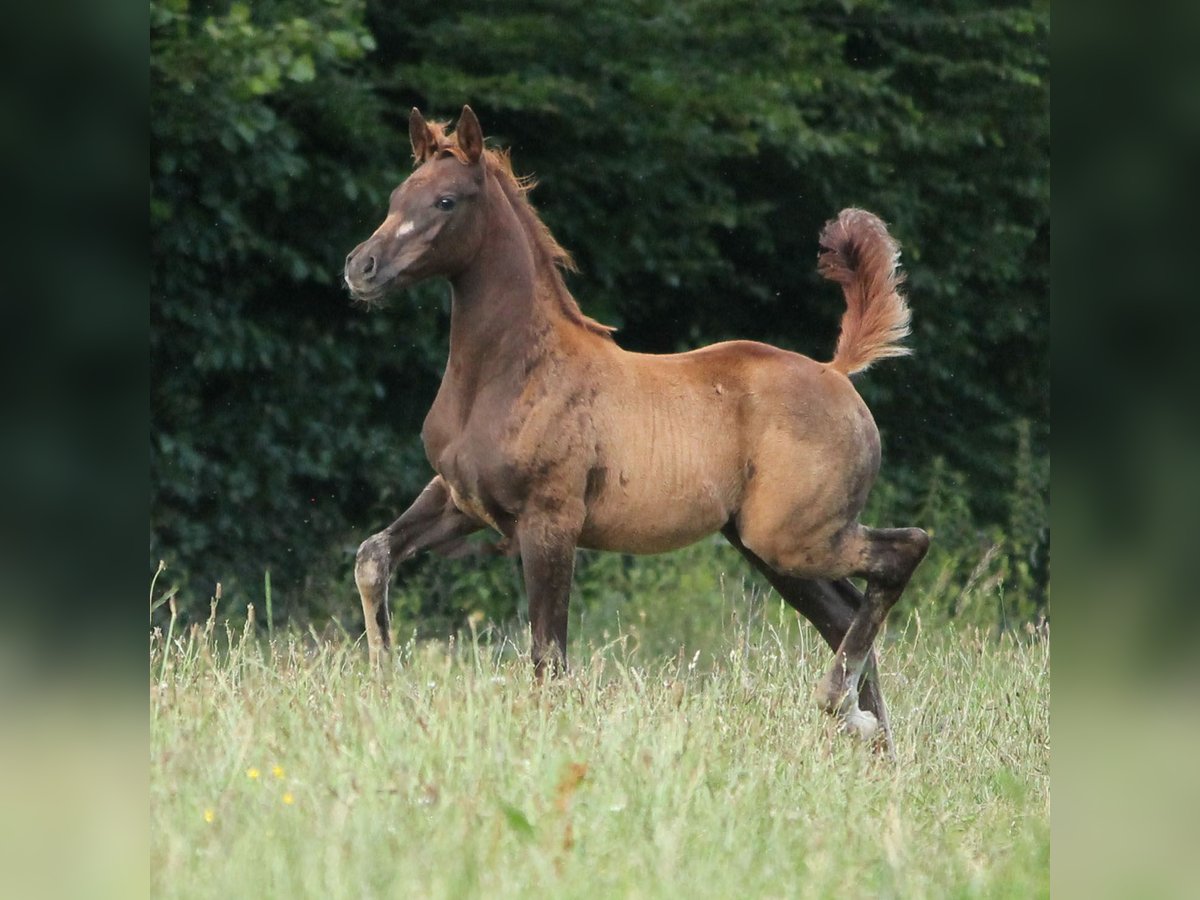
(344, 243, 393, 302)
(344, 243, 376, 288)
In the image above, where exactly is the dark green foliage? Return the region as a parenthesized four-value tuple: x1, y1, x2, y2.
(151, 0, 439, 617)
(151, 0, 1049, 628)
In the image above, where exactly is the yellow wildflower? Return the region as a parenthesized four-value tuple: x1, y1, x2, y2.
(246, 767, 260, 780)
(282, 792, 295, 805)
(272, 765, 285, 779)
(203, 808, 215, 823)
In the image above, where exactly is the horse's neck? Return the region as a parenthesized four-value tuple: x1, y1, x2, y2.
(443, 197, 571, 396)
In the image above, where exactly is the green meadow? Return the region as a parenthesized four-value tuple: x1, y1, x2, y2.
(151, 596, 1048, 899)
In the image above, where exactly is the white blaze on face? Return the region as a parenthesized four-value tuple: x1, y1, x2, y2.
(394, 220, 415, 239)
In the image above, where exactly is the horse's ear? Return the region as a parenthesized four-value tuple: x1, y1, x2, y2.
(455, 105, 484, 164)
(409, 107, 433, 163)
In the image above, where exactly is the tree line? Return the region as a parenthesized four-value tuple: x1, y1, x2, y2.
(151, 0, 1048, 626)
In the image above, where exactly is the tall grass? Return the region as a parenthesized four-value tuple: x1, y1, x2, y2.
(150, 597, 1049, 899)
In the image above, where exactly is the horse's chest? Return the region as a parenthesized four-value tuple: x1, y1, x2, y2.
(428, 439, 497, 527)
(422, 380, 586, 535)
(429, 430, 522, 537)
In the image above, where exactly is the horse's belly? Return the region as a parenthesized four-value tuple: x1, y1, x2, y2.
(577, 481, 731, 554)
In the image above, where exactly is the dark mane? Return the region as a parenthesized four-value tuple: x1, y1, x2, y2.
(417, 121, 616, 339)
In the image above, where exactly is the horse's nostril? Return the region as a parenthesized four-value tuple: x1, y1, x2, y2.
(363, 255, 378, 278)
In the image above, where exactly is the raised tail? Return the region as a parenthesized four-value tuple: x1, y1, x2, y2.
(818, 208, 912, 376)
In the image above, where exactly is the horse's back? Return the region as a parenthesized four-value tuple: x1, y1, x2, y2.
(637, 338, 806, 370)
(628, 339, 870, 427)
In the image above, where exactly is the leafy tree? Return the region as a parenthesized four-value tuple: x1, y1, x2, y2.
(151, 0, 423, 617)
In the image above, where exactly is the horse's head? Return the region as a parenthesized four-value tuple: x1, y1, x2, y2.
(344, 106, 488, 303)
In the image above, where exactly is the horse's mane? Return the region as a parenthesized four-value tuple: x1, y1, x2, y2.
(418, 121, 616, 338)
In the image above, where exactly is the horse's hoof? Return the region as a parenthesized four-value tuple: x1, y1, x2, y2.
(841, 707, 879, 741)
(813, 671, 855, 716)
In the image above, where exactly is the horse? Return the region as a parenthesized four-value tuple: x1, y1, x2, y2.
(343, 106, 929, 753)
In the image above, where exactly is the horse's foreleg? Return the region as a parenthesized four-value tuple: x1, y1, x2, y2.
(516, 514, 580, 680)
(723, 526, 894, 756)
(813, 527, 929, 735)
(355, 476, 483, 667)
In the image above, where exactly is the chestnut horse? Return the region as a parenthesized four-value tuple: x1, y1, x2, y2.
(344, 106, 928, 752)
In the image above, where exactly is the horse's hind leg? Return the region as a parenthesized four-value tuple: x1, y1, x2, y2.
(355, 476, 483, 666)
(790, 581, 893, 754)
(723, 526, 894, 756)
(801, 581, 893, 750)
(813, 527, 929, 731)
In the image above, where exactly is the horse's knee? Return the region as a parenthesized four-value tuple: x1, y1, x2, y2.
(354, 532, 390, 594)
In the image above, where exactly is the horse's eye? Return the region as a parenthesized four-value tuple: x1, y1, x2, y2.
(436, 196, 457, 211)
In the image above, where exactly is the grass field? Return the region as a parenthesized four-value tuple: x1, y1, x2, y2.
(150, 602, 1049, 899)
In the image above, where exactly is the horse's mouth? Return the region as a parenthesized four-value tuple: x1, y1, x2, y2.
(344, 273, 410, 307)
(346, 283, 386, 307)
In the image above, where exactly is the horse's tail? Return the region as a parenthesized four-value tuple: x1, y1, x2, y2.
(818, 208, 912, 376)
